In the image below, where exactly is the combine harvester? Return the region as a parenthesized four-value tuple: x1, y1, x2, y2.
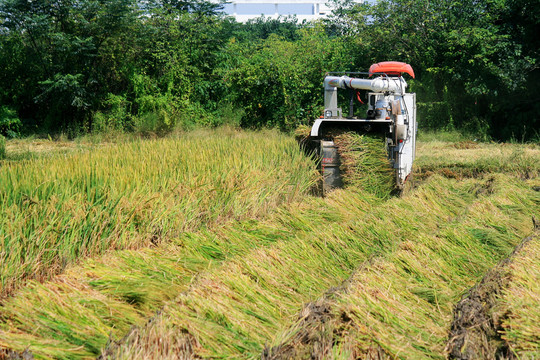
(310, 61, 417, 193)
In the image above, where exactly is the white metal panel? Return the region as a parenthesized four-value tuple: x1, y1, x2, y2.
(397, 93, 416, 185)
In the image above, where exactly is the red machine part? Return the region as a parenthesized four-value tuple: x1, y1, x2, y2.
(369, 61, 415, 78)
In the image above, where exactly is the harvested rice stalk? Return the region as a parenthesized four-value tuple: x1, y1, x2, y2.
(294, 125, 312, 145)
(295, 126, 396, 198)
(294, 125, 318, 157)
(334, 132, 395, 199)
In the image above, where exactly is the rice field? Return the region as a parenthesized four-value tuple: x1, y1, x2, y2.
(0, 129, 538, 359)
(0, 129, 316, 297)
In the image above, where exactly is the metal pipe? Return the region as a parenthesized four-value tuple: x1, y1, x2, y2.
(324, 75, 406, 94)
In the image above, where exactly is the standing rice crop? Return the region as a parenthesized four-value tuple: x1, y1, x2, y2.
(0, 129, 316, 298)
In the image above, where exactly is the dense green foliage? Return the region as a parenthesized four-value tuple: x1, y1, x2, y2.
(0, 134, 5, 159)
(0, 0, 537, 140)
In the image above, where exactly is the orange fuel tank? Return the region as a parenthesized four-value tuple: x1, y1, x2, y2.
(369, 61, 415, 78)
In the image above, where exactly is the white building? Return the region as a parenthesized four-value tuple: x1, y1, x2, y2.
(223, 0, 363, 22)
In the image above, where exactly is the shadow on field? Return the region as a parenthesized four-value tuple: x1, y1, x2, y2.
(0, 348, 33, 360)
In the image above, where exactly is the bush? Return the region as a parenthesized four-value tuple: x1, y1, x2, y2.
(133, 110, 173, 135)
(92, 94, 132, 133)
(221, 27, 351, 131)
(0, 134, 6, 160)
(0, 106, 21, 138)
(215, 103, 243, 128)
(131, 74, 180, 134)
(417, 101, 453, 131)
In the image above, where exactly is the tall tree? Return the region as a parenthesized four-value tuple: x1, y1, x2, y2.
(0, 0, 137, 130)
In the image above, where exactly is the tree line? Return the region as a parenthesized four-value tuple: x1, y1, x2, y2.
(0, 0, 538, 140)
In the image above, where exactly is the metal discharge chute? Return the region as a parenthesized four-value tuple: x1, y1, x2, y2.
(311, 61, 417, 192)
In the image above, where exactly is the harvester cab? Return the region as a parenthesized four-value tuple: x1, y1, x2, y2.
(310, 61, 417, 192)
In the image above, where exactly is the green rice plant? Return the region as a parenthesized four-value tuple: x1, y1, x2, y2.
(0, 129, 317, 298)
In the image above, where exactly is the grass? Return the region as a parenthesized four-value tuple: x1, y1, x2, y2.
(0, 128, 316, 298)
(416, 129, 474, 143)
(0, 130, 538, 359)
